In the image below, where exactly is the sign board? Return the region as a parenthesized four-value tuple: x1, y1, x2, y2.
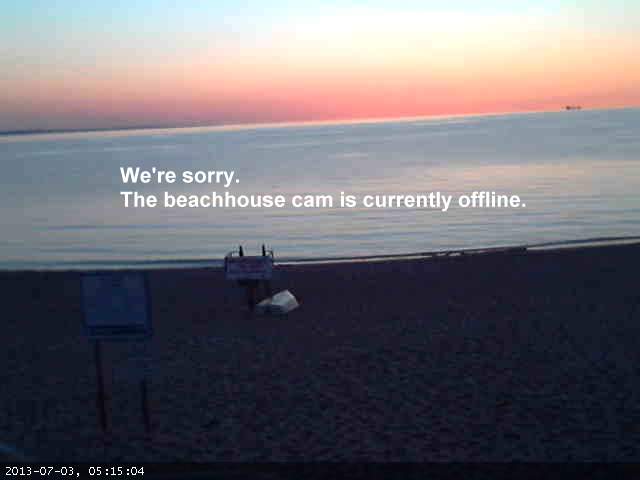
(81, 272, 152, 340)
(225, 255, 273, 281)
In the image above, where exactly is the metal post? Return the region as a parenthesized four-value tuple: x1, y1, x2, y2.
(263, 244, 272, 298)
(246, 282, 257, 311)
(141, 378, 151, 434)
(93, 340, 108, 432)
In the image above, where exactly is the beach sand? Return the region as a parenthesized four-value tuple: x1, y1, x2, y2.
(2, 243, 640, 461)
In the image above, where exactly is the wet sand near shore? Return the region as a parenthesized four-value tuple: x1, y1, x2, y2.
(2, 243, 640, 461)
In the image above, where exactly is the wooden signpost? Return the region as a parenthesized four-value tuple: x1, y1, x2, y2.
(81, 271, 153, 433)
(225, 245, 274, 310)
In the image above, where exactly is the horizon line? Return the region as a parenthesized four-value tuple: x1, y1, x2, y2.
(2, 105, 638, 140)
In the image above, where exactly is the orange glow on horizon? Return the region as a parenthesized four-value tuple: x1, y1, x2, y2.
(1, 6, 639, 130)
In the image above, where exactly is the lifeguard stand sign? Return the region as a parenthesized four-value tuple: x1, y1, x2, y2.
(81, 271, 153, 433)
(225, 245, 274, 310)
(81, 272, 152, 339)
(225, 254, 273, 281)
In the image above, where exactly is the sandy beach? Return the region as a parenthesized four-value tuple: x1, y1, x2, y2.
(2, 243, 640, 462)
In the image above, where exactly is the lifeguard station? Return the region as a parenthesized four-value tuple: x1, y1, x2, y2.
(224, 245, 274, 311)
(224, 245, 299, 314)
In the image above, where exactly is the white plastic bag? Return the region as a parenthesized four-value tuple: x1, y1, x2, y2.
(255, 290, 299, 315)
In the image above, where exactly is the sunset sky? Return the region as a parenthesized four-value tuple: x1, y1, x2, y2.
(1, 1, 639, 131)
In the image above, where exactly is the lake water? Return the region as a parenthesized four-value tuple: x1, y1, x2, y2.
(1, 108, 639, 270)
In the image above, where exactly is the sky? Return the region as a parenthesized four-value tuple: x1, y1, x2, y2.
(1, 1, 639, 131)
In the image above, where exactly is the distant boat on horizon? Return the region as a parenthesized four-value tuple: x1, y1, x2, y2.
(565, 105, 582, 111)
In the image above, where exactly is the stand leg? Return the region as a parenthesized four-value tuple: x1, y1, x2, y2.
(141, 378, 151, 434)
(245, 283, 257, 311)
(94, 340, 108, 433)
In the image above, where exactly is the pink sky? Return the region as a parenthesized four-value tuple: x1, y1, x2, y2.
(2, 4, 639, 130)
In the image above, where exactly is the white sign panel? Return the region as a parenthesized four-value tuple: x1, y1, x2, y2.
(81, 272, 152, 339)
(225, 256, 273, 280)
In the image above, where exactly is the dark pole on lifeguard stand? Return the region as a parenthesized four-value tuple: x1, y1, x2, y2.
(239, 245, 256, 310)
(262, 244, 272, 298)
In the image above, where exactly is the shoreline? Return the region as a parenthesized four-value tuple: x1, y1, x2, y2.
(2, 235, 640, 273)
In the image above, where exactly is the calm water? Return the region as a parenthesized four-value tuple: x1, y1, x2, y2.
(1, 109, 639, 270)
